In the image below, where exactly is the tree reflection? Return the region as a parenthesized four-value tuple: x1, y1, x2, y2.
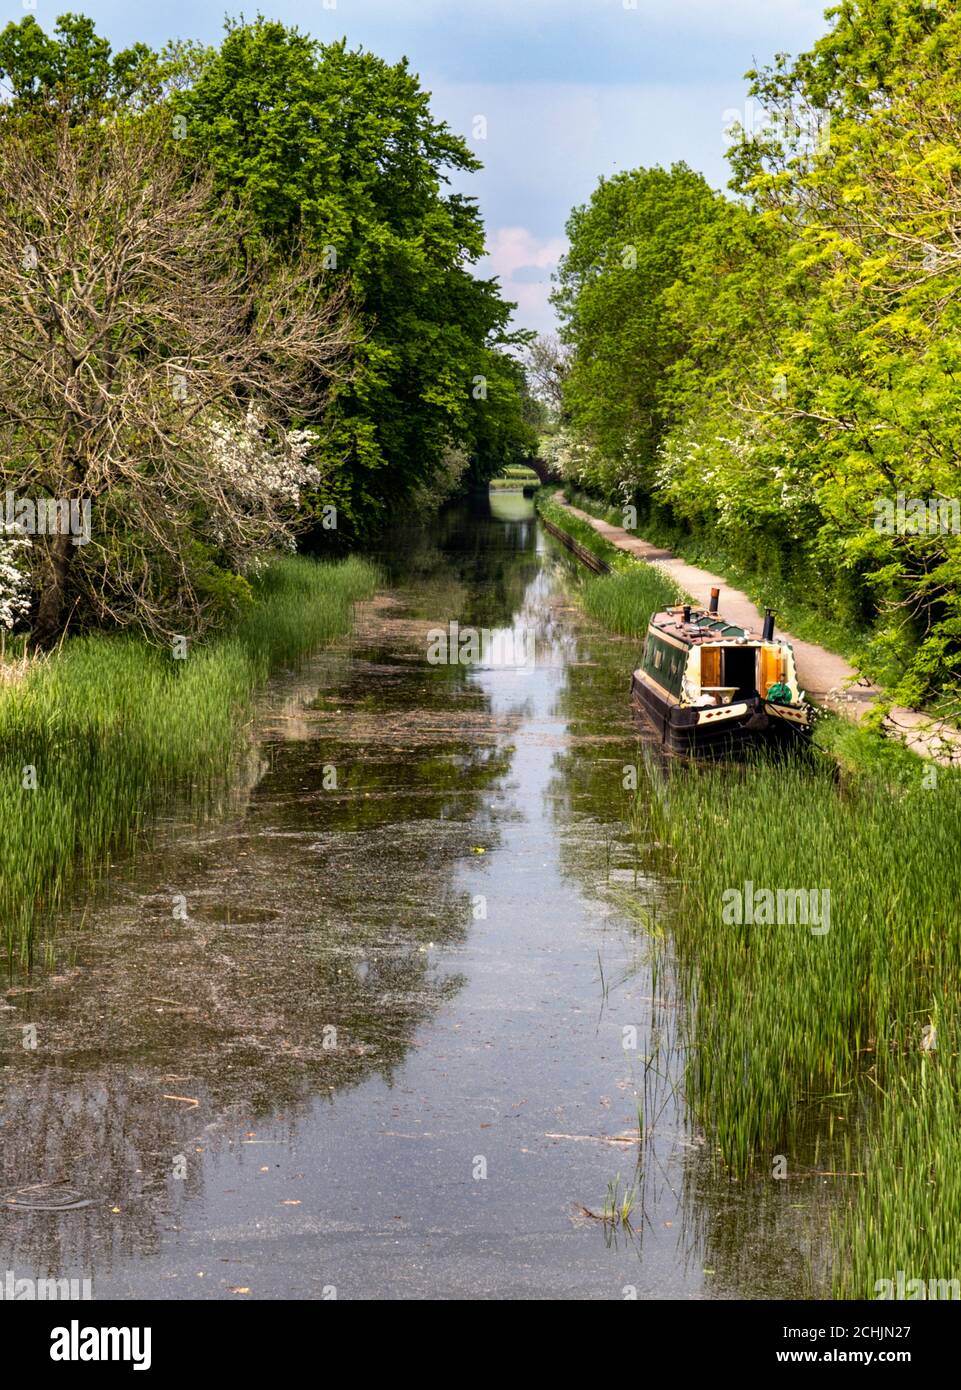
(0, 504, 534, 1281)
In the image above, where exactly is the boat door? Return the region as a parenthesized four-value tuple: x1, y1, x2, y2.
(700, 646, 721, 688)
(721, 645, 758, 700)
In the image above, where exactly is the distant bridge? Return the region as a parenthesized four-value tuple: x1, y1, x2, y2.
(526, 456, 556, 486)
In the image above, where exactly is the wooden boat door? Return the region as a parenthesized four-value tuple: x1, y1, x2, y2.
(700, 646, 721, 689)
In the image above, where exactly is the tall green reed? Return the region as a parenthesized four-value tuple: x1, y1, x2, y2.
(0, 554, 378, 969)
(579, 564, 680, 637)
(632, 751, 961, 1295)
(637, 755, 960, 1168)
(553, 497, 961, 1296)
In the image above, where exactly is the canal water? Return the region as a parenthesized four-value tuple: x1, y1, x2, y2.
(0, 495, 824, 1299)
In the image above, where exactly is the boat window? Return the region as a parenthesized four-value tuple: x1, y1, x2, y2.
(654, 648, 663, 670)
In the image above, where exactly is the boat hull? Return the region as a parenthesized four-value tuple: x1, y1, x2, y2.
(630, 671, 811, 755)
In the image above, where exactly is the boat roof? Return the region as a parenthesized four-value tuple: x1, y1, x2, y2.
(649, 608, 778, 645)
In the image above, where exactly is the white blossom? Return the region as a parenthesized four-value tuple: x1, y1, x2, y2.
(206, 405, 324, 509)
(0, 522, 31, 631)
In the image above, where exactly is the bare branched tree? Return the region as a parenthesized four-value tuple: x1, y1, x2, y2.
(0, 113, 356, 645)
(523, 332, 572, 416)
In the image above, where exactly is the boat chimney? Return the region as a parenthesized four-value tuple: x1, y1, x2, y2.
(682, 604, 691, 623)
(708, 587, 720, 615)
(762, 608, 775, 641)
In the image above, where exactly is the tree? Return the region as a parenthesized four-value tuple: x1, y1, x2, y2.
(462, 349, 539, 485)
(0, 113, 354, 645)
(719, 0, 961, 703)
(552, 164, 720, 501)
(0, 14, 535, 539)
(556, 1, 961, 706)
(172, 18, 530, 528)
(523, 333, 572, 418)
(0, 12, 162, 116)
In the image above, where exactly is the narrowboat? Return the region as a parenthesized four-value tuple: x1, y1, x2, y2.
(630, 589, 813, 753)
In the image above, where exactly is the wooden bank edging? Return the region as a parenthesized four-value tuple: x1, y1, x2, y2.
(539, 513, 611, 574)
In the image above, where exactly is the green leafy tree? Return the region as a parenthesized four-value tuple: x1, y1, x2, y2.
(0, 112, 354, 645)
(552, 163, 720, 501)
(557, 1, 961, 707)
(0, 13, 534, 548)
(723, 0, 961, 703)
(0, 12, 164, 115)
(173, 19, 532, 532)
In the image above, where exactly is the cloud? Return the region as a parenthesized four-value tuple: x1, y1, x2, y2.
(434, 76, 743, 226)
(443, 77, 741, 334)
(480, 227, 569, 334)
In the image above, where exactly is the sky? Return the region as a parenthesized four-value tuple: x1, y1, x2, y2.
(3, 0, 833, 332)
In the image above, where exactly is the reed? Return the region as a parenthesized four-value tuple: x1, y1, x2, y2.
(835, 1054, 961, 1298)
(579, 564, 681, 638)
(0, 554, 378, 969)
(537, 493, 682, 629)
(637, 753, 960, 1162)
(631, 750, 961, 1294)
(602, 1173, 638, 1229)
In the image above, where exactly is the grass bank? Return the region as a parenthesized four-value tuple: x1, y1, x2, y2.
(0, 554, 378, 970)
(537, 491, 632, 573)
(489, 464, 541, 491)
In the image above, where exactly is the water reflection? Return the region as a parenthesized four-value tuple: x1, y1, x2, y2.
(487, 488, 537, 530)
(0, 498, 830, 1298)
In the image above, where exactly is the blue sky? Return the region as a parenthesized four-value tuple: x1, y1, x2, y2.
(4, 0, 832, 330)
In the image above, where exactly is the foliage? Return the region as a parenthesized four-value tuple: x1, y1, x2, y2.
(0, 111, 353, 645)
(523, 332, 572, 418)
(0, 12, 162, 115)
(0, 13, 535, 643)
(553, 2, 961, 709)
(0, 526, 31, 633)
(631, 747, 961, 1294)
(535, 491, 626, 570)
(172, 18, 536, 530)
(551, 164, 720, 499)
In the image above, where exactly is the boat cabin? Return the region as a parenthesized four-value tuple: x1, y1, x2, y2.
(639, 609, 797, 706)
(631, 594, 811, 751)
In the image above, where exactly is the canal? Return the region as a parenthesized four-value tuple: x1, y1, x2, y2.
(0, 494, 827, 1299)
